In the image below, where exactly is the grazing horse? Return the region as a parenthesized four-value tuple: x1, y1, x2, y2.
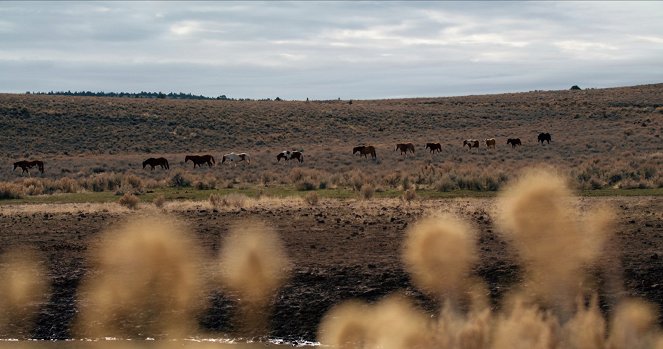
(425, 143, 442, 153)
(463, 139, 480, 151)
(221, 152, 250, 167)
(538, 132, 552, 144)
(277, 150, 304, 163)
(185, 154, 215, 168)
(142, 157, 169, 170)
(485, 138, 496, 149)
(13, 160, 44, 175)
(353, 145, 377, 159)
(395, 143, 415, 156)
(507, 138, 522, 148)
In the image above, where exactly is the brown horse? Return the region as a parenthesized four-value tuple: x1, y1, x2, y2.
(143, 157, 169, 170)
(353, 145, 377, 159)
(425, 143, 442, 153)
(485, 138, 496, 149)
(538, 132, 552, 144)
(13, 160, 44, 175)
(277, 150, 304, 163)
(507, 138, 522, 148)
(396, 143, 415, 155)
(185, 155, 215, 168)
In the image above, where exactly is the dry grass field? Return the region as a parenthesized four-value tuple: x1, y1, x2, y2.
(0, 83, 661, 200)
(0, 85, 662, 348)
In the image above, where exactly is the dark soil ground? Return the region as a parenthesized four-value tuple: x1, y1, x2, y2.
(0, 196, 661, 344)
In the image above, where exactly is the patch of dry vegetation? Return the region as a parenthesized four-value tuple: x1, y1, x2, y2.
(1, 84, 661, 199)
(317, 168, 663, 349)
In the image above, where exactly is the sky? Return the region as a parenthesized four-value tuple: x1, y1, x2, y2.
(1, 1, 662, 100)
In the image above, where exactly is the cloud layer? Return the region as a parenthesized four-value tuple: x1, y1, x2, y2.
(1, 2, 662, 99)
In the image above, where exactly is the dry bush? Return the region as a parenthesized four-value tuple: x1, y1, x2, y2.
(210, 193, 249, 209)
(0, 248, 50, 338)
(121, 174, 144, 192)
(304, 191, 319, 206)
(75, 216, 205, 339)
(169, 170, 192, 188)
(0, 182, 24, 199)
(55, 177, 79, 193)
(153, 194, 166, 209)
(195, 174, 217, 190)
(360, 183, 374, 200)
(402, 188, 417, 203)
(117, 193, 140, 209)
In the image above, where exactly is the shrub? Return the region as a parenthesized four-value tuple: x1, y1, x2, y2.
(122, 174, 144, 191)
(170, 171, 192, 188)
(56, 177, 79, 193)
(304, 192, 319, 206)
(210, 193, 249, 208)
(402, 188, 417, 203)
(0, 183, 24, 200)
(118, 193, 140, 209)
(435, 177, 457, 192)
(295, 179, 317, 191)
(153, 194, 166, 208)
(360, 183, 374, 200)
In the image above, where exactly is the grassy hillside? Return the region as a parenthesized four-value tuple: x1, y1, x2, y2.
(0, 84, 661, 198)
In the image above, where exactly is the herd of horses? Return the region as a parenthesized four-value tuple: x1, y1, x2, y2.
(11, 133, 552, 175)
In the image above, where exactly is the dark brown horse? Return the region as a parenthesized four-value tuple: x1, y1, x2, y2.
(425, 143, 442, 153)
(277, 150, 303, 163)
(396, 143, 415, 155)
(538, 132, 552, 144)
(13, 160, 44, 175)
(507, 138, 522, 148)
(185, 155, 215, 168)
(353, 145, 377, 159)
(143, 157, 169, 170)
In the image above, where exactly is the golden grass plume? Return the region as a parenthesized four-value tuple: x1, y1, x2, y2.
(0, 248, 50, 338)
(75, 215, 206, 339)
(402, 214, 478, 301)
(495, 167, 615, 314)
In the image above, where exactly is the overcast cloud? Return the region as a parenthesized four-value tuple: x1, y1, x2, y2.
(1, 1, 662, 99)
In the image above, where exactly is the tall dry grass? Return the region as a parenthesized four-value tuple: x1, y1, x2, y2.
(75, 216, 206, 339)
(0, 248, 50, 338)
(318, 168, 663, 349)
(217, 220, 291, 337)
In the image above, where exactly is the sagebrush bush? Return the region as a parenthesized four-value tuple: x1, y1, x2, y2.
(118, 193, 140, 209)
(170, 171, 192, 188)
(153, 194, 166, 208)
(304, 191, 319, 206)
(210, 193, 249, 208)
(360, 183, 374, 200)
(402, 188, 417, 203)
(0, 183, 23, 200)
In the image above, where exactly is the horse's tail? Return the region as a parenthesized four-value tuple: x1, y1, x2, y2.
(165, 159, 170, 169)
(39, 163, 44, 173)
(210, 155, 215, 164)
(300, 154, 304, 163)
